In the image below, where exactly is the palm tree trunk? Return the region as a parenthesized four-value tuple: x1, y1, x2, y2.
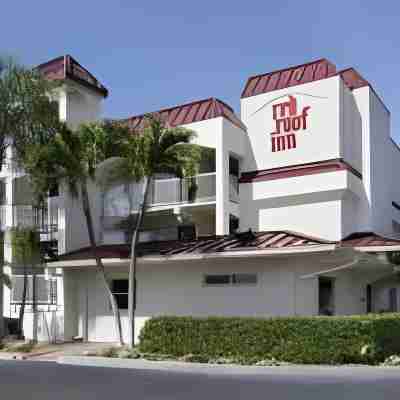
(31, 266, 37, 343)
(18, 261, 27, 339)
(0, 266, 4, 339)
(80, 183, 124, 346)
(128, 176, 151, 348)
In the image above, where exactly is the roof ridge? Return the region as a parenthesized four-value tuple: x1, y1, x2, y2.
(124, 96, 236, 121)
(244, 58, 334, 82)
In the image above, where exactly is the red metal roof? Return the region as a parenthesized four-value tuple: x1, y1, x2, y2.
(341, 232, 400, 248)
(56, 230, 332, 261)
(239, 159, 362, 184)
(123, 97, 246, 132)
(241, 59, 371, 99)
(36, 55, 108, 98)
(55, 231, 400, 263)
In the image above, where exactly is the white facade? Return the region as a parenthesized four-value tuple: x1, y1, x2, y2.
(3, 56, 400, 343)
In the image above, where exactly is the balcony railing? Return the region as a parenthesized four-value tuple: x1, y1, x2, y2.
(149, 172, 216, 207)
(0, 203, 59, 235)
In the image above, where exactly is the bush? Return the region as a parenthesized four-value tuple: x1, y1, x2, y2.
(5, 341, 35, 353)
(139, 314, 400, 365)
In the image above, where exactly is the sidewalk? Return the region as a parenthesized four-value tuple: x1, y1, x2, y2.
(57, 356, 400, 378)
(0, 342, 113, 361)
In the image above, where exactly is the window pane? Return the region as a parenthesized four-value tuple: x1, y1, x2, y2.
(114, 294, 128, 309)
(232, 273, 257, 285)
(204, 274, 230, 285)
(112, 279, 128, 293)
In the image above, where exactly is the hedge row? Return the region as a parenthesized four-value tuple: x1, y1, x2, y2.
(139, 314, 400, 364)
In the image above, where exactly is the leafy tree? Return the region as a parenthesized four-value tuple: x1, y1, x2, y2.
(21, 121, 127, 345)
(100, 115, 201, 347)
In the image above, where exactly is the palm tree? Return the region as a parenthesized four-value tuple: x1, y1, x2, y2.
(101, 115, 201, 347)
(0, 56, 59, 340)
(20, 121, 128, 345)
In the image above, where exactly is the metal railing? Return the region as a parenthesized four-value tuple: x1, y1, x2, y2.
(149, 172, 216, 207)
(0, 203, 59, 234)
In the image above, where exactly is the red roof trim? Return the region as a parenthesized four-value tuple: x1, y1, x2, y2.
(239, 159, 362, 183)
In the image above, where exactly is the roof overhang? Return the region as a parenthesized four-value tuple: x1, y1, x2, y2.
(46, 243, 337, 269)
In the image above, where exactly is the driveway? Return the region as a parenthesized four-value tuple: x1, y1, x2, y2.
(0, 359, 399, 400)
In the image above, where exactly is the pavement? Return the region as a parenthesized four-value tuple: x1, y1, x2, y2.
(0, 358, 400, 399)
(0, 341, 113, 360)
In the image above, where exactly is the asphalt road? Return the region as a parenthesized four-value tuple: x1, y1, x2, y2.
(0, 360, 400, 400)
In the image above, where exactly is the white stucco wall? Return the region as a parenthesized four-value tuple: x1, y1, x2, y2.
(240, 170, 364, 240)
(65, 252, 382, 343)
(240, 76, 344, 172)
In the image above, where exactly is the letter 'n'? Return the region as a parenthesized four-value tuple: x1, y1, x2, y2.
(286, 133, 296, 149)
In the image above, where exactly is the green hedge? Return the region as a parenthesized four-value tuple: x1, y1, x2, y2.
(139, 314, 400, 365)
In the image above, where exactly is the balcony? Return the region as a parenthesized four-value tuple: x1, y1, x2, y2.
(148, 172, 216, 208)
(0, 203, 59, 240)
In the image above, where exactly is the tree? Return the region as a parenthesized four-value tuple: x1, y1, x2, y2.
(0, 56, 60, 340)
(10, 227, 40, 340)
(20, 121, 127, 345)
(101, 115, 201, 347)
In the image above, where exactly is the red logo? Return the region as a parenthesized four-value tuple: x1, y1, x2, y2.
(270, 96, 310, 152)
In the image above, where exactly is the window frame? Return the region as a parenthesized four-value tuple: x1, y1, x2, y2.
(11, 274, 58, 305)
(203, 273, 258, 287)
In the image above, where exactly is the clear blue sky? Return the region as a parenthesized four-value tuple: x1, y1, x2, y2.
(2, 1, 400, 140)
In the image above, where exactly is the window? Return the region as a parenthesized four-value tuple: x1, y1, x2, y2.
(204, 274, 231, 285)
(229, 215, 239, 234)
(389, 288, 398, 312)
(229, 156, 240, 202)
(112, 279, 129, 309)
(204, 273, 257, 286)
(11, 275, 57, 304)
(232, 273, 257, 285)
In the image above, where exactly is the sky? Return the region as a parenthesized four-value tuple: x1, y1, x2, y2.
(2, 1, 400, 141)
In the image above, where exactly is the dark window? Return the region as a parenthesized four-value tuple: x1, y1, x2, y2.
(319, 277, 335, 316)
(389, 288, 398, 312)
(0, 179, 6, 205)
(204, 273, 257, 286)
(366, 284, 372, 313)
(49, 183, 59, 197)
(229, 215, 239, 234)
(112, 279, 129, 309)
(204, 274, 231, 285)
(178, 224, 196, 241)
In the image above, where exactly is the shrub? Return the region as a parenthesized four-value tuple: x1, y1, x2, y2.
(139, 314, 400, 365)
(5, 341, 35, 353)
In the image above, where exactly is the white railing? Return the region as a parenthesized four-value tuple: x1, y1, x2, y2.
(149, 172, 216, 207)
(0, 204, 58, 233)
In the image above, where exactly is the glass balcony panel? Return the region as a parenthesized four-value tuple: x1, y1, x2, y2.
(229, 175, 240, 203)
(148, 172, 216, 207)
